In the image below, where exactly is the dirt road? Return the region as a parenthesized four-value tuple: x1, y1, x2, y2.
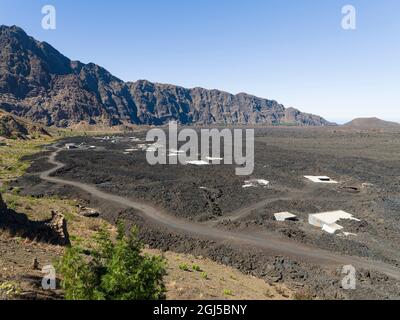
(39, 148, 400, 281)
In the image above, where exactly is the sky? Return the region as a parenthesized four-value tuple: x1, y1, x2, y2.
(0, 0, 399, 123)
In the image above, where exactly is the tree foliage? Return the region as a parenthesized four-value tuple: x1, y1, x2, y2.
(58, 223, 166, 300)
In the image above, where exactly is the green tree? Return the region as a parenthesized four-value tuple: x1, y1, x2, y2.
(58, 224, 166, 300)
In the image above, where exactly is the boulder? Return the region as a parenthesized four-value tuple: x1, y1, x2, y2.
(79, 208, 100, 218)
(44, 211, 70, 246)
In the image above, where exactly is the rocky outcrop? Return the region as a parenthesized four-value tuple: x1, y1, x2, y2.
(0, 110, 50, 139)
(0, 196, 69, 246)
(0, 112, 28, 138)
(78, 206, 100, 218)
(45, 211, 70, 246)
(0, 25, 333, 127)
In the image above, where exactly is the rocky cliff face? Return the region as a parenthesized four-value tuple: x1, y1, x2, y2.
(0, 26, 137, 127)
(0, 25, 333, 127)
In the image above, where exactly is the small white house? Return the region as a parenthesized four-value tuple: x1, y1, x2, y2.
(274, 212, 298, 222)
(308, 210, 360, 234)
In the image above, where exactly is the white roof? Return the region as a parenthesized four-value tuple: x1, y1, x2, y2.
(309, 210, 359, 225)
(309, 210, 360, 234)
(274, 212, 297, 222)
(304, 176, 338, 184)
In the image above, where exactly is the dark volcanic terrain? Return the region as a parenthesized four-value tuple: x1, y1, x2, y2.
(14, 126, 400, 299)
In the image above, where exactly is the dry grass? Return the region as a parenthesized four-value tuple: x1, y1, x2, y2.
(1, 190, 296, 300)
(0, 137, 53, 184)
(145, 249, 294, 300)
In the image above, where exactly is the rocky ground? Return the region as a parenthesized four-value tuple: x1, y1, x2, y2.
(0, 192, 293, 300)
(1, 133, 295, 300)
(11, 126, 400, 299)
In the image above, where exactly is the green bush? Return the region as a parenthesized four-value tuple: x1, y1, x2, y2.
(58, 223, 166, 300)
(192, 264, 202, 272)
(178, 263, 189, 271)
(223, 289, 233, 296)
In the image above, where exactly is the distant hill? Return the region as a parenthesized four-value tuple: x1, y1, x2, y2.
(343, 117, 400, 131)
(0, 25, 333, 128)
(0, 110, 50, 139)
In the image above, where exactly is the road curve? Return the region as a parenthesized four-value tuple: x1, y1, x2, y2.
(39, 148, 400, 281)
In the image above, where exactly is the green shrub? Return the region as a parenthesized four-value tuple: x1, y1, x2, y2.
(5, 197, 17, 210)
(58, 223, 166, 300)
(11, 187, 21, 195)
(178, 263, 190, 271)
(0, 281, 21, 298)
(192, 264, 202, 272)
(223, 289, 233, 296)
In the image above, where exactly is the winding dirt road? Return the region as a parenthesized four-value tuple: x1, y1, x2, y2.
(40, 148, 400, 281)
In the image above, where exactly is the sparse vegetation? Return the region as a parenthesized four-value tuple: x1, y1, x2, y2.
(192, 264, 202, 272)
(4, 195, 17, 210)
(0, 137, 52, 183)
(0, 281, 21, 298)
(2, 193, 77, 222)
(223, 289, 233, 296)
(178, 263, 190, 272)
(58, 224, 166, 300)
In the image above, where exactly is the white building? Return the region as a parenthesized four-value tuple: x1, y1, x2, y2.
(308, 210, 360, 234)
(274, 212, 298, 222)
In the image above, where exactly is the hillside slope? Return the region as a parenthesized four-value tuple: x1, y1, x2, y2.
(0, 110, 50, 139)
(344, 117, 400, 131)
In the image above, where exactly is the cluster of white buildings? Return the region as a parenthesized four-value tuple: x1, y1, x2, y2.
(273, 175, 361, 236)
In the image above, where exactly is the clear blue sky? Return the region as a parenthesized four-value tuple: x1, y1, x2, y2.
(1, 0, 399, 123)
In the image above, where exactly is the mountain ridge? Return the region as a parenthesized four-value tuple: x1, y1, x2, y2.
(0, 25, 333, 128)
